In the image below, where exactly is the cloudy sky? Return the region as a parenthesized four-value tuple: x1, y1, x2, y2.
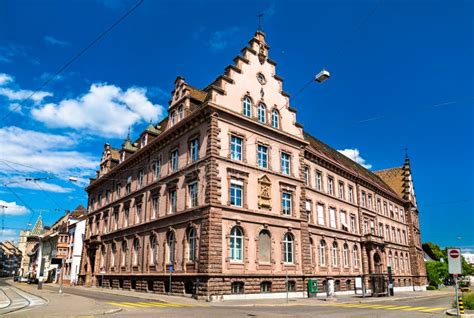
(0, 0, 472, 252)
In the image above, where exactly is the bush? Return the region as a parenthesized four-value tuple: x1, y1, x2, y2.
(452, 292, 474, 310)
(426, 285, 437, 290)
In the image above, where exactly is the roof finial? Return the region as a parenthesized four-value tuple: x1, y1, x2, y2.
(257, 13, 264, 32)
(126, 127, 131, 140)
(404, 147, 409, 159)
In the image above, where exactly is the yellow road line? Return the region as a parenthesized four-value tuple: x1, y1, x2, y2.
(121, 302, 153, 308)
(137, 302, 169, 307)
(420, 307, 446, 312)
(402, 306, 429, 311)
(107, 302, 135, 308)
(386, 305, 413, 310)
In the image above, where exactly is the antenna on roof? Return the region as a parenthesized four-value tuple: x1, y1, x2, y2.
(404, 147, 409, 159)
(257, 13, 264, 32)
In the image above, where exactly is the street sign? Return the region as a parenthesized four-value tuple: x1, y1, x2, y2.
(168, 265, 174, 273)
(448, 248, 462, 275)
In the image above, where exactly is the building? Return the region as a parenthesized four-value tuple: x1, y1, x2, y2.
(0, 241, 21, 276)
(64, 205, 87, 285)
(80, 30, 427, 299)
(463, 253, 474, 267)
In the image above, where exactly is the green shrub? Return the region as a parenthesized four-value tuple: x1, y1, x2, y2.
(453, 292, 474, 310)
(426, 285, 437, 290)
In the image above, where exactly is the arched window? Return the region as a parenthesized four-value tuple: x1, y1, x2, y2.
(319, 240, 326, 266)
(243, 96, 252, 117)
(332, 242, 339, 267)
(170, 111, 176, 125)
(353, 245, 359, 268)
(394, 252, 399, 270)
(187, 227, 197, 262)
(258, 103, 266, 123)
(271, 109, 279, 128)
(258, 230, 271, 263)
(167, 231, 175, 264)
(150, 235, 157, 265)
(178, 106, 184, 120)
(230, 227, 243, 261)
(283, 233, 294, 263)
(342, 244, 349, 267)
(132, 238, 139, 266)
(121, 240, 128, 266)
(111, 242, 116, 267)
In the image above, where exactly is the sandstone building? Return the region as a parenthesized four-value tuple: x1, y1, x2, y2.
(80, 31, 427, 299)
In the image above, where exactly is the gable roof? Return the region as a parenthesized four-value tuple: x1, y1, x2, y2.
(373, 167, 405, 198)
(304, 132, 402, 199)
(30, 215, 44, 236)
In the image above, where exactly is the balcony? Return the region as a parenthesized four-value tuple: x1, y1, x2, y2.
(362, 233, 385, 246)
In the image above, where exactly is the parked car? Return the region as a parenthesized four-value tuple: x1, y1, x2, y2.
(18, 276, 28, 283)
(27, 277, 38, 284)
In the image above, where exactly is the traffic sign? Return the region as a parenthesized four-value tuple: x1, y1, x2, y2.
(448, 248, 462, 275)
(168, 265, 174, 273)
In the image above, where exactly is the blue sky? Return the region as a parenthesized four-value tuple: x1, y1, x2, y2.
(0, 0, 472, 252)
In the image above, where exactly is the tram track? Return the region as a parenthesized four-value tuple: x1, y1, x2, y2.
(0, 283, 47, 316)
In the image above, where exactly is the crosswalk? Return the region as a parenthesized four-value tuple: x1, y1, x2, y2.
(323, 302, 446, 313)
(107, 301, 204, 309)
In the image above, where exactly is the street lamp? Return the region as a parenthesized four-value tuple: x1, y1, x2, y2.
(315, 69, 330, 83)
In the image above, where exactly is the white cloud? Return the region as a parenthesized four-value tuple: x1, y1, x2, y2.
(0, 126, 97, 190)
(0, 87, 52, 103)
(0, 73, 13, 85)
(338, 148, 372, 169)
(44, 35, 70, 47)
(209, 27, 240, 51)
(31, 83, 165, 137)
(0, 229, 19, 243)
(0, 200, 28, 215)
(3, 179, 73, 193)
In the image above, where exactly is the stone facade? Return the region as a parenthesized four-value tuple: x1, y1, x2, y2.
(80, 30, 427, 300)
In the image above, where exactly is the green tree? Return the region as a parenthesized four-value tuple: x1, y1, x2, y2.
(426, 261, 449, 287)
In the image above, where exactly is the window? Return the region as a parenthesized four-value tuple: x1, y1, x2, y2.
(317, 204, 325, 225)
(187, 228, 197, 262)
(243, 96, 252, 117)
(343, 244, 349, 267)
(319, 240, 326, 265)
(332, 242, 339, 267)
(281, 152, 291, 175)
(105, 190, 111, 204)
(230, 180, 243, 207)
(230, 135, 242, 161)
(260, 281, 272, 293)
(257, 145, 268, 168)
(132, 238, 139, 266)
(169, 189, 177, 213)
(368, 195, 373, 209)
(121, 241, 128, 266)
(327, 177, 334, 195)
(361, 191, 367, 207)
(350, 215, 356, 233)
(400, 209, 405, 222)
(124, 207, 129, 227)
(392, 227, 396, 242)
(316, 171, 322, 191)
(138, 170, 144, 188)
(170, 149, 179, 172)
(115, 183, 121, 199)
(363, 219, 369, 234)
(258, 103, 266, 123)
(230, 227, 243, 261)
(231, 282, 244, 294)
(153, 159, 161, 179)
(397, 229, 401, 243)
(379, 223, 384, 237)
(338, 182, 345, 200)
(170, 111, 176, 125)
(402, 230, 406, 244)
(126, 176, 131, 194)
(111, 243, 117, 267)
(390, 204, 394, 218)
(113, 211, 118, 230)
(304, 167, 310, 186)
(348, 186, 354, 203)
(151, 196, 159, 219)
(283, 233, 294, 263)
(306, 200, 312, 223)
(150, 235, 157, 265)
(281, 192, 292, 215)
(287, 281, 296, 292)
(340, 211, 347, 230)
(141, 134, 148, 147)
(271, 109, 279, 128)
(329, 208, 336, 228)
(167, 231, 175, 264)
(188, 182, 198, 207)
(385, 225, 390, 240)
(377, 199, 382, 213)
(189, 138, 199, 163)
(258, 230, 271, 263)
(353, 245, 359, 268)
(395, 206, 399, 219)
(135, 204, 142, 223)
(178, 106, 184, 120)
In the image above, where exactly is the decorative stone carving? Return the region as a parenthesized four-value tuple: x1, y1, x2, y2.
(258, 175, 272, 210)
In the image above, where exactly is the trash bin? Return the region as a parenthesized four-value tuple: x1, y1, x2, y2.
(307, 279, 318, 298)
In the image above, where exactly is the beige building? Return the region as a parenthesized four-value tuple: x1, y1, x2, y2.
(80, 30, 427, 299)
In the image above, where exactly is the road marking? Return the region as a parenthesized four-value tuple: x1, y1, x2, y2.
(107, 301, 200, 309)
(386, 306, 414, 310)
(420, 307, 446, 312)
(107, 302, 136, 308)
(402, 306, 429, 311)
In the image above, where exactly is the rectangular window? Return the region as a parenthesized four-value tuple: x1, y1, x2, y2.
(105, 190, 111, 204)
(368, 194, 373, 209)
(97, 194, 102, 208)
(383, 202, 388, 216)
(126, 176, 132, 194)
(391, 227, 396, 242)
(385, 225, 390, 240)
(327, 177, 334, 195)
(124, 207, 129, 227)
(114, 211, 118, 230)
(379, 223, 384, 237)
(317, 204, 325, 225)
(348, 186, 353, 203)
(340, 211, 347, 230)
(377, 199, 382, 213)
(397, 229, 401, 243)
(230, 135, 243, 161)
(306, 200, 312, 223)
(154, 159, 161, 179)
(361, 191, 366, 207)
(257, 145, 268, 169)
(189, 138, 199, 163)
(338, 182, 345, 200)
(230, 180, 243, 207)
(151, 196, 159, 219)
(170, 149, 179, 172)
(316, 171, 322, 191)
(304, 167, 309, 186)
(395, 206, 399, 219)
(390, 204, 394, 218)
(115, 183, 121, 199)
(281, 192, 292, 215)
(281, 152, 291, 175)
(400, 208, 405, 222)
(329, 208, 336, 228)
(350, 215, 356, 233)
(138, 170, 144, 188)
(370, 220, 375, 234)
(188, 182, 198, 207)
(169, 189, 177, 213)
(136, 204, 142, 223)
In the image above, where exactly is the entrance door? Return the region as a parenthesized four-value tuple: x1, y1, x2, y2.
(373, 253, 383, 274)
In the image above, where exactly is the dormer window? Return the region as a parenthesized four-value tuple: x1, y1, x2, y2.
(243, 96, 252, 117)
(141, 134, 148, 148)
(120, 151, 125, 163)
(178, 106, 184, 120)
(271, 109, 279, 128)
(258, 103, 266, 123)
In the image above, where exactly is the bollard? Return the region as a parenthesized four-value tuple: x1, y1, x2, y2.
(458, 295, 465, 314)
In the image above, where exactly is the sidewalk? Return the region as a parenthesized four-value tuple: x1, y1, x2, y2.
(7, 281, 121, 317)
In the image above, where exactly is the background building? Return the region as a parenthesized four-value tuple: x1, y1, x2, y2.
(81, 30, 427, 299)
(64, 205, 86, 285)
(0, 241, 21, 276)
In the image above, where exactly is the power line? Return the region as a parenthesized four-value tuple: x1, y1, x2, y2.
(0, 0, 145, 123)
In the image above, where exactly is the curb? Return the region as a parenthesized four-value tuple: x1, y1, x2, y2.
(446, 308, 474, 317)
(104, 308, 123, 315)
